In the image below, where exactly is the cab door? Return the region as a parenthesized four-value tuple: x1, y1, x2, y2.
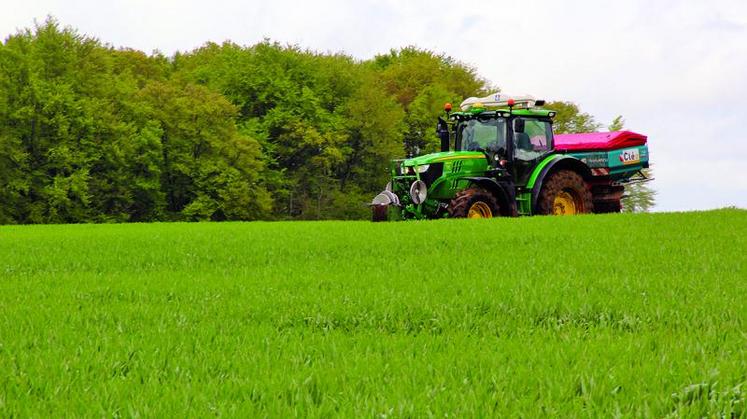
(510, 117, 554, 186)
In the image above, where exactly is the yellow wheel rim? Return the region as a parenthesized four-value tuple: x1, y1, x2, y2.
(468, 202, 493, 218)
(552, 191, 578, 215)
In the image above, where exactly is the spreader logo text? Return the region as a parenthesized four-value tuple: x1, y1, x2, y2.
(619, 148, 640, 165)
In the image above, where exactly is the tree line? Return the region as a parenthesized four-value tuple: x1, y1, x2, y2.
(0, 18, 650, 224)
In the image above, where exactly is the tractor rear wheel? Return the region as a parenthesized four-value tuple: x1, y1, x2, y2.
(449, 188, 500, 219)
(537, 170, 593, 215)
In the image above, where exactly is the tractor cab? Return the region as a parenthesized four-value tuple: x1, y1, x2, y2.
(443, 94, 556, 186)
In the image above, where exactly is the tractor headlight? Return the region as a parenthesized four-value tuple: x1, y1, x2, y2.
(416, 164, 430, 173)
(409, 180, 427, 204)
(400, 165, 412, 175)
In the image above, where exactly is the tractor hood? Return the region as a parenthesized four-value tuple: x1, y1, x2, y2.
(402, 151, 486, 167)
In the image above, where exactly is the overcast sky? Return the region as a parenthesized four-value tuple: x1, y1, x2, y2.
(4, 0, 747, 211)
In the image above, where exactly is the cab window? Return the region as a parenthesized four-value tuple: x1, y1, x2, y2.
(514, 118, 552, 161)
(458, 118, 507, 153)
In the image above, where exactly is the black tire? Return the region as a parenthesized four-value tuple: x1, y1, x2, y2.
(448, 188, 500, 219)
(537, 170, 593, 215)
(371, 205, 388, 222)
(593, 200, 622, 213)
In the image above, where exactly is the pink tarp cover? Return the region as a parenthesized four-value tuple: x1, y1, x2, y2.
(554, 131, 647, 151)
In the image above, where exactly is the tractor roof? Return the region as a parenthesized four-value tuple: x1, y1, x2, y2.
(454, 92, 555, 118)
(450, 108, 556, 119)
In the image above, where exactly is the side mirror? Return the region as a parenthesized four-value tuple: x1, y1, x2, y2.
(513, 118, 525, 133)
(436, 117, 450, 152)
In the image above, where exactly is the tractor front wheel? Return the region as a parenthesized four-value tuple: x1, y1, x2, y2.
(537, 170, 593, 215)
(449, 188, 500, 219)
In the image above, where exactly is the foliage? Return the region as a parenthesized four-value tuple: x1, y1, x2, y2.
(372, 47, 488, 156)
(0, 210, 745, 416)
(608, 115, 625, 132)
(622, 166, 657, 213)
(0, 19, 271, 223)
(547, 101, 602, 134)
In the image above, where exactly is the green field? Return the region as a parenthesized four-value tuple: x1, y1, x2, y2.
(1, 209, 745, 417)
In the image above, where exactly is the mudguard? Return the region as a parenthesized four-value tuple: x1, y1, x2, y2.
(528, 155, 591, 214)
(461, 177, 517, 216)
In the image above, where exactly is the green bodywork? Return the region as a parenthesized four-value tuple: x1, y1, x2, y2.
(382, 106, 649, 220)
(516, 154, 561, 216)
(389, 152, 490, 220)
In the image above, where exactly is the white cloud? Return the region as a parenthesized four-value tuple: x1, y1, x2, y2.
(3, 0, 747, 210)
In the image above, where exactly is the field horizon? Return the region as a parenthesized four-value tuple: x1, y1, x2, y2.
(1, 209, 745, 416)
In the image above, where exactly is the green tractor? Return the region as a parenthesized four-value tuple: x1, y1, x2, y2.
(371, 93, 650, 220)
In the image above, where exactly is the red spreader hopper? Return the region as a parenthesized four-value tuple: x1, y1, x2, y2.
(554, 131, 647, 151)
